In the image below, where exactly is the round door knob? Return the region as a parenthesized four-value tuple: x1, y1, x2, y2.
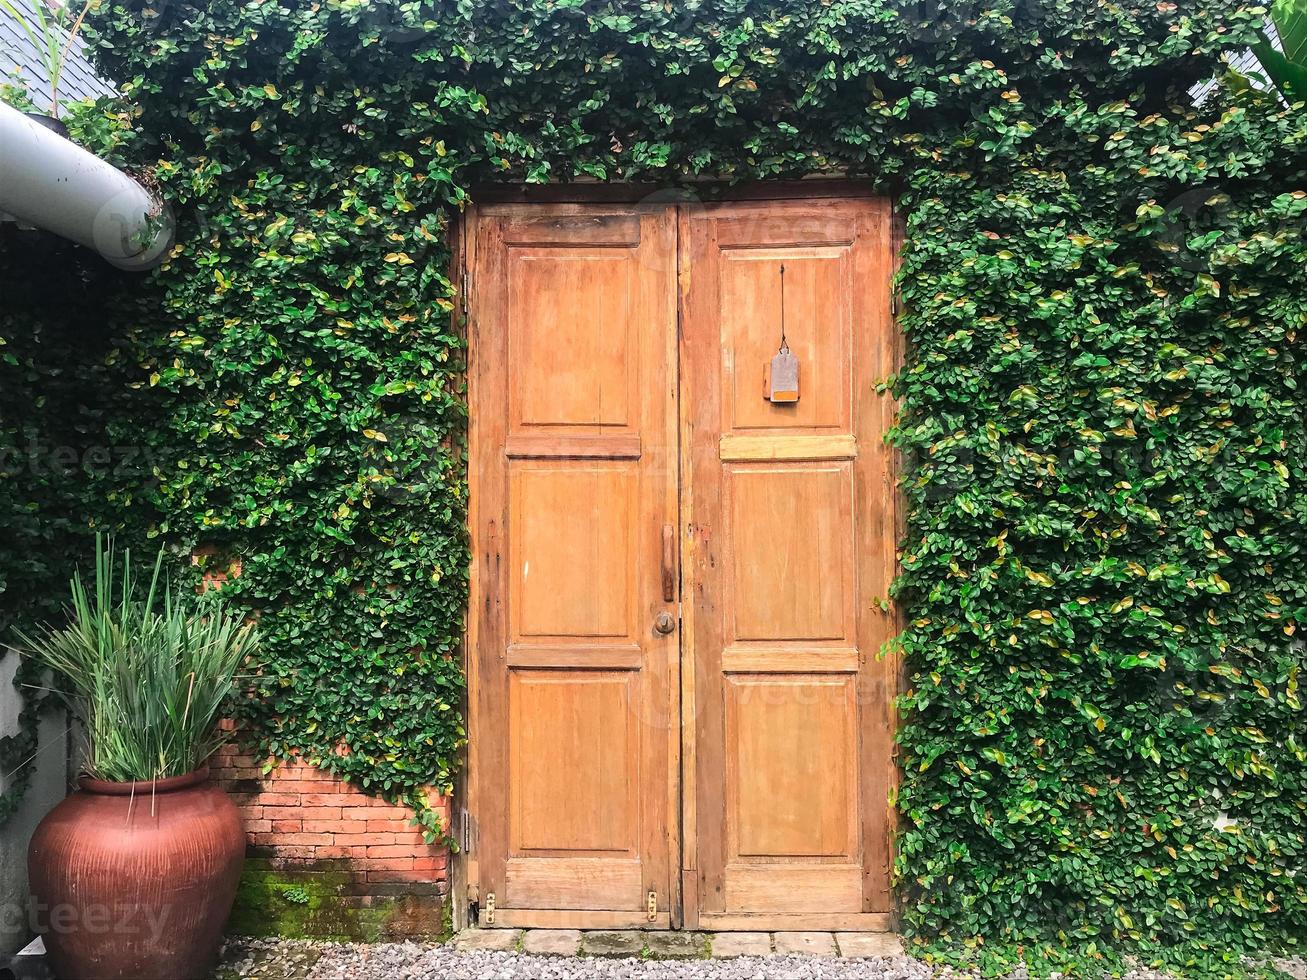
(653, 611, 677, 635)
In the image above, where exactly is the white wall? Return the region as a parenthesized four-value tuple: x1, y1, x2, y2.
(0, 656, 69, 957)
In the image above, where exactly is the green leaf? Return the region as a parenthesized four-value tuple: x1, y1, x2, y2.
(1273, 0, 1307, 65)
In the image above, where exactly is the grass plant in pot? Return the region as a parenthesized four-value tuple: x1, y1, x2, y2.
(17, 537, 258, 980)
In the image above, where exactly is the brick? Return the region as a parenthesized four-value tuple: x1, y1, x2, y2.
(297, 807, 343, 821)
(251, 793, 301, 808)
(263, 857, 353, 875)
(303, 820, 368, 835)
(243, 820, 272, 833)
(365, 869, 437, 883)
(248, 845, 318, 860)
(365, 844, 419, 858)
(257, 779, 326, 794)
(358, 858, 416, 871)
(334, 833, 393, 846)
(391, 832, 431, 847)
(301, 793, 362, 808)
(357, 881, 446, 897)
(250, 832, 326, 847)
(365, 819, 413, 833)
(337, 896, 378, 909)
(303, 771, 335, 781)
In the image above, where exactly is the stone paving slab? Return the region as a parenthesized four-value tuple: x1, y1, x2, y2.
(836, 933, 905, 958)
(521, 929, 583, 956)
(452, 927, 904, 962)
(709, 932, 773, 958)
(580, 930, 647, 958)
(773, 932, 837, 957)
(646, 931, 707, 959)
(453, 928, 521, 952)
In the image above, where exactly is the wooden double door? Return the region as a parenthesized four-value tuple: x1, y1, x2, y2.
(466, 196, 899, 931)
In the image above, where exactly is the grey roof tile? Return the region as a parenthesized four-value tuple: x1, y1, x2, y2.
(0, 0, 115, 111)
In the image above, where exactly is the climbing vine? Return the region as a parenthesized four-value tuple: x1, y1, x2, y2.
(0, 0, 1303, 973)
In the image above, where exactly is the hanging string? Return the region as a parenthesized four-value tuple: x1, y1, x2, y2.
(778, 263, 789, 354)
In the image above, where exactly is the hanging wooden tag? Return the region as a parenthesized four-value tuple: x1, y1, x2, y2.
(766, 262, 800, 404)
(766, 345, 800, 403)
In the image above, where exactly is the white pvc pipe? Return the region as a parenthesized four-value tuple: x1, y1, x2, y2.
(0, 101, 174, 271)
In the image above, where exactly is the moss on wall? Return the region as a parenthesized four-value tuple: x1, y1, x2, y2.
(227, 860, 449, 943)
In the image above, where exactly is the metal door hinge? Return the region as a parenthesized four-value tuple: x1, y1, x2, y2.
(460, 267, 470, 318)
(460, 808, 476, 854)
(484, 891, 496, 925)
(647, 888, 657, 922)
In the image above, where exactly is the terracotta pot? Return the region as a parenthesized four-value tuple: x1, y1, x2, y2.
(27, 766, 245, 980)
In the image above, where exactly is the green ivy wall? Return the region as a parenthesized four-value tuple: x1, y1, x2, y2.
(1, 1, 1304, 974)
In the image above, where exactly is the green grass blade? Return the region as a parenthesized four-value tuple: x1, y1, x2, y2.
(11, 538, 260, 781)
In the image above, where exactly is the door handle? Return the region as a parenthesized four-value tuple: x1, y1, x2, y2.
(661, 523, 676, 602)
(653, 611, 677, 635)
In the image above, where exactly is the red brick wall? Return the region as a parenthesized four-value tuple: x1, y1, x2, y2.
(210, 743, 452, 938)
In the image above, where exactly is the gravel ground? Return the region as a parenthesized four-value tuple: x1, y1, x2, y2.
(216, 938, 943, 980)
(216, 938, 1306, 980)
(310, 943, 936, 980)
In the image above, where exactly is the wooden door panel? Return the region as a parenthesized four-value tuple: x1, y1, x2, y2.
(721, 248, 852, 433)
(469, 204, 678, 926)
(723, 866, 864, 915)
(510, 465, 635, 640)
(727, 675, 858, 858)
(508, 251, 637, 430)
(509, 672, 638, 854)
(681, 198, 897, 929)
(505, 857, 644, 911)
(726, 464, 855, 643)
